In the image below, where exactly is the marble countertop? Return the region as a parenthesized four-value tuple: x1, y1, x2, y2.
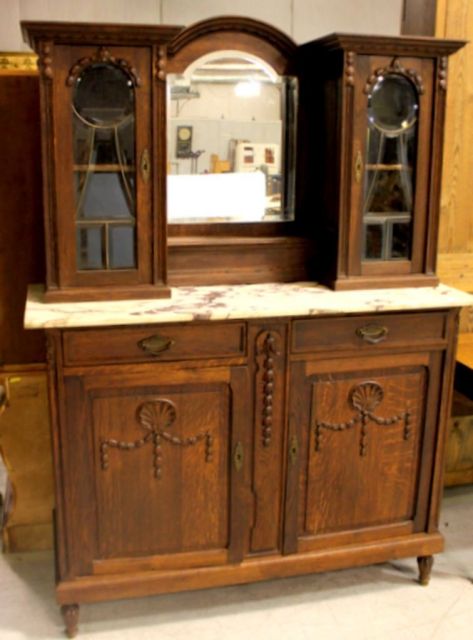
(24, 283, 473, 329)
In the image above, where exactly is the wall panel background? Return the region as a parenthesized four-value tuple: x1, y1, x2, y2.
(1, 0, 403, 50)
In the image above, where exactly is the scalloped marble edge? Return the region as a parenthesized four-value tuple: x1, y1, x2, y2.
(24, 283, 473, 329)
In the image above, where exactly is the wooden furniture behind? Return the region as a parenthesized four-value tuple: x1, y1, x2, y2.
(0, 57, 53, 552)
(0, 64, 45, 366)
(436, 0, 473, 325)
(0, 367, 53, 551)
(434, 0, 473, 484)
(445, 390, 473, 486)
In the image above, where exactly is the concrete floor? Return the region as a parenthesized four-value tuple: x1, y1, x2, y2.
(0, 486, 472, 640)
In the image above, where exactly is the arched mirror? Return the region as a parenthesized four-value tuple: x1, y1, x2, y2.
(167, 51, 297, 224)
(362, 73, 419, 261)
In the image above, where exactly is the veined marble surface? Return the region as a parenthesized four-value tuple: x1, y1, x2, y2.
(24, 283, 473, 329)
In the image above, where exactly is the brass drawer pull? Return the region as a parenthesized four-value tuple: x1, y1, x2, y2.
(138, 335, 174, 356)
(355, 324, 388, 344)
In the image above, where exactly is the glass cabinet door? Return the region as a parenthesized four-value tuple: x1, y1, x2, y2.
(350, 55, 432, 280)
(72, 62, 137, 271)
(52, 44, 153, 292)
(362, 73, 419, 262)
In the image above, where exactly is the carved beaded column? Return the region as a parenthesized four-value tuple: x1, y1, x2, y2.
(255, 330, 282, 447)
(250, 324, 287, 554)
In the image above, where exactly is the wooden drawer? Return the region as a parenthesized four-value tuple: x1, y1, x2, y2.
(62, 322, 246, 366)
(291, 312, 446, 353)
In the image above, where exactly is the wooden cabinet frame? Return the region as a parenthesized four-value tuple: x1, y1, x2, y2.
(166, 17, 314, 286)
(23, 23, 182, 302)
(296, 34, 464, 290)
(44, 308, 459, 636)
(19, 16, 468, 639)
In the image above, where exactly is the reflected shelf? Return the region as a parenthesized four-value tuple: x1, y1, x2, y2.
(76, 217, 136, 224)
(365, 164, 412, 171)
(73, 164, 135, 172)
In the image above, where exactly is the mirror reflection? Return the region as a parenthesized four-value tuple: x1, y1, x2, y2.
(167, 51, 297, 223)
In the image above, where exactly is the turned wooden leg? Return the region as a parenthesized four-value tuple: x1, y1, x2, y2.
(417, 555, 434, 586)
(61, 604, 80, 638)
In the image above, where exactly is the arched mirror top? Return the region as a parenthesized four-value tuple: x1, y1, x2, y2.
(167, 16, 296, 76)
(182, 50, 280, 86)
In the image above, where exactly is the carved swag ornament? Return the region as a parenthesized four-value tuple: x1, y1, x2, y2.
(100, 399, 213, 479)
(315, 381, 411, 457)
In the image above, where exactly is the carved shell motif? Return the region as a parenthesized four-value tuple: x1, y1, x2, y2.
(350, 382, 384, 412)
(137, 399, 177, 432)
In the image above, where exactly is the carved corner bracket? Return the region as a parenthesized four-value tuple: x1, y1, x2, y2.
(438, 57, 448, 91)
(100, 398, 213, 479)
(364, 57, 424, 95)
(314, 381, 411, 457)
(156, 46, 166, 81)
(345, 51, 355, 87)
(38, 42, 53, 80)
(255, 330, 282, 447)
(66, 46, 141, 87)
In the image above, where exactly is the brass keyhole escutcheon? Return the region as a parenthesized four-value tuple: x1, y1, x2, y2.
(289, 435, 298, 465)
(141, 148, 151, 183)
(355, 150, 363, 184)
(233, 442, 244, 472)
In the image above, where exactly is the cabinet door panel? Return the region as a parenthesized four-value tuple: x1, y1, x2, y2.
(285, 352, 441, 553)
(61, 366, 250, 575)
(93, 384, 228, 558)
(303, 368, 425, 534)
